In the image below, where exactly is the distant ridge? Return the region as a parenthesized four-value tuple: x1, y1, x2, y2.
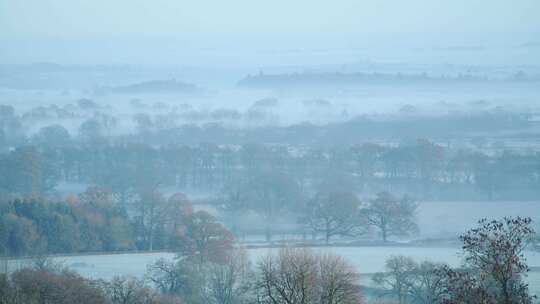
(238, 71, 540, 89)
(95, 79, 201, 94)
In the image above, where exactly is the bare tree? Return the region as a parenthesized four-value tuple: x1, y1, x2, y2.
(374, 218, 535, 304)
(146, 258, 192, 296)
(373, 256, 446, 304)
(434, 265, 494, 304)
(30, 255, 66, 273)
(100, 276, 159, 304)
(204, 249, 254, 304)
(404, 261, 447, 304)
(459, 217, 535, 304)
(10, 268, 107, 304)
(318, 253, 362, 304)
(362, 192, 418, 242)
(148, 249, 250, 304)
(303, 191, 365, 244)
(372, 255, 417, 304)
(255, 248, 361, 304)
(256, 248, 319, 304)
(422, 217, 536, 304)
(134, 190, 168, 251)
(224, 170, 303, 241)
(350, 143, 386, 190)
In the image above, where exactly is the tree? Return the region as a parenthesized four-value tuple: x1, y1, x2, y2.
(0, 194, 134, 256)
(413, 139, 444, 198)
(127, 190, 194, 251)
(474, 156, 500, 200)
(41, 210, 81, 253)
(459, 217, 534, 304)
(1, 213, 41, 256)
(405, 261, 447, 304)
(0, 128, 6, 151)
(162, 193, 194, 249)
(203, 249, 254, 304)
(94, 112, 118, 138)
(381, 145, 415, 180)
(10, 268, 107, 304)
(133, 190, 167, 251)
(100, 276, 161, 304)
(79, 118, 105, 143)
(3, 265, 182, 304)
(317, 253, 362, 304)
(175, 210, 235, 265)
(0, 105, 24, 147)
(373, 256, 446, 304)
(224, 171, 302, 241)
(372, 256, 417, 304)
(31, 124, 71, 147)
(256, 248, 319, 304)
(303, 191, 365, 244)
(0, 273, 14, 304)
(77, 187, 134, 251)
(447, 149, 483, 185)
(413, 217, 537, 304)
(0, 147, 59, 195)
(147, 249, 250, 304)
(91, 146, 137, 208)
(362, 192, 418, 242)
(134, 113, 154, 135)
(350, 143, 385, 189)
(255, 248, 361, 304)
(435, 265, 495, 304)
(78, 98, 100, 109)
(147, 258, 194, 296)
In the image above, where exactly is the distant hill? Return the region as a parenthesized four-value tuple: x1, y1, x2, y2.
(95, 79, 202, 95)
(238, 71, 539, 89)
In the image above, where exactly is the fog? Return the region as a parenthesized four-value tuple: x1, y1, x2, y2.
(1, 1, 540, 303)
(2, 0, 540, 66)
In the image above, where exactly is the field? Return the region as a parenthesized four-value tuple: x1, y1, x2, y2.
(416, 200, 540, 238)
(7, 245, 540, 295)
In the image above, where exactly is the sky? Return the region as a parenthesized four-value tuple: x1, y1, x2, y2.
(1, 0, 539, 65)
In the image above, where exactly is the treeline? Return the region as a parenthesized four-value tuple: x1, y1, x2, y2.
(237, 71, 540, 89)
(1, 102, 535, 149)
(119, 111, 532, 146)
(0, 187, 233, 257)
(0, 193, 131, 255)
(370, 217, 535, 304)
(1, 217, 535, 304)
(0, 184, 418, 256)
(0, 247, 361, 304)
(1, 139, 539, 201)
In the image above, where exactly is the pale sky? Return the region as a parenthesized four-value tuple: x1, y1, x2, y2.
(1, 0, 539, 38)
(1, 0, 539, 65)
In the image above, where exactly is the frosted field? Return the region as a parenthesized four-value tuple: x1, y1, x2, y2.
(47, 247, 540, 279)
(7, 246, 540, 295)
(416, 201, 540, 238)
(230, 200, 540, 242)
